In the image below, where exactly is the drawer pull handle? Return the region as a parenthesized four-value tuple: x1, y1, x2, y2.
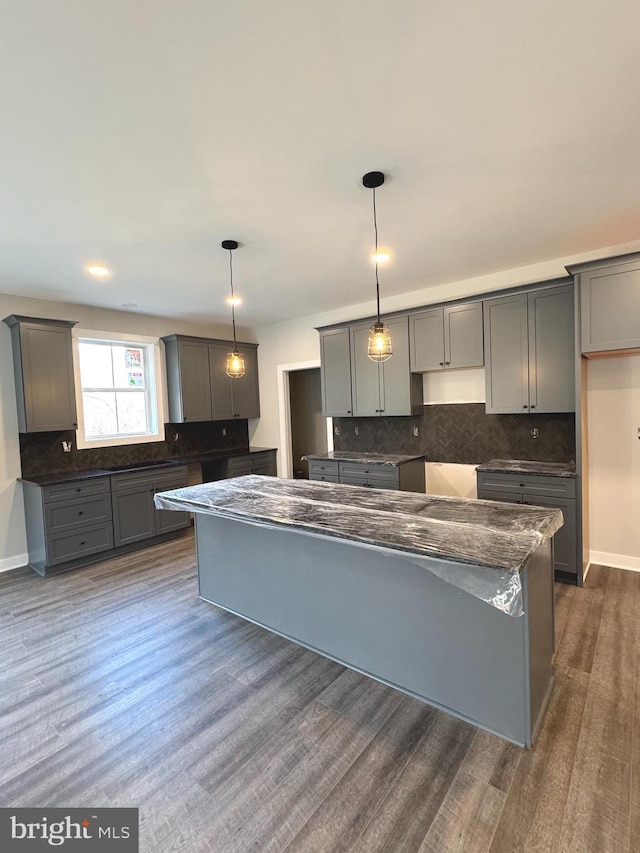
(76, 488, 81, 492)
(80, 541, 85, 546)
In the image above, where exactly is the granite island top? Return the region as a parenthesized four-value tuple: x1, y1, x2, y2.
(476, 459, 577, 478)
(155, 475, 562, 574)
(302, 451, 425, 466)
(19, 446, 277, 486)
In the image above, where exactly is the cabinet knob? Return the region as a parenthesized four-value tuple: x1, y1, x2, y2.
(78, 511, 83, 516)
(445, 361, 450, 366)
(523, 405, 528, 409)
(80, 541, 85, 546)
(72, 423, 78, 428)
(184, 417, 188, 421)
(76, 488, 81, 492)
(439, 362, 444, 366)
(347, 410, 352, 414)
(530, 404, 536, 409)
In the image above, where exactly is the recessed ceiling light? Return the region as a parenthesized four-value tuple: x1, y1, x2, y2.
(226, 296, 242, 306)
(372, 251, 391, 263)
(85, 264, 111, 278)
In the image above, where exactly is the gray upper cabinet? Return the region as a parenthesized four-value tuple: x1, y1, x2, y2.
(3, 315, 78, 432)
(350, 317, 421, 416)
(484, 285, 575, 414)
(319, 328, 352, 416)
(569, 254, 640, 353)
(163, 334, 260, 422)
(164, 338, 212, 423)
(410, 302, 484, 371)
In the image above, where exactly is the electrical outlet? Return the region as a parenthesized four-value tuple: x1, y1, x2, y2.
(62, 440, 72, 453)
(334, 426, 340, 436)
(173, 432, 179, 441)
(354, 426, 359, 436)
(531, 428, 539, 439)
(413, 426, 420, 437)
(222, 428, 227, 436)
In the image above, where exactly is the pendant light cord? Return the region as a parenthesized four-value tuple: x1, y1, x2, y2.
(228, 249, 238, 350)
(373, 186, 381, 324)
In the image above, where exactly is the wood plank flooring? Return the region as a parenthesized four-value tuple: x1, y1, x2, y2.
(0, 534, 637, 852)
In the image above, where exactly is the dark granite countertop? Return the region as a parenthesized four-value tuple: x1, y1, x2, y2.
(19, 447, 277, 486)
(302, 451, 425, 467)
(155, 475, 563, 574)
(476, 459, 577, 478)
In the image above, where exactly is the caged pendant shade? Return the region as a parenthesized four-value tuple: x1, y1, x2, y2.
(221, 240, 246, 378)
(363, 171, 392, 363)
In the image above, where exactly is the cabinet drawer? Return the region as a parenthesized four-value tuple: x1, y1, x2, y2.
(340, 473, 369, 487)
(42, 477, 110, 504)
(227, 457, 253, 477)
(46, 523, 114, 566)
(111, 465, 187, 491)
(339, 462, 398, 482)
(308, 460, 340, 477)
(251, 459, 276, 476)
(477, 472, 575, 499)
(309, 473, 340, 484)
(44, 495, 112, 534)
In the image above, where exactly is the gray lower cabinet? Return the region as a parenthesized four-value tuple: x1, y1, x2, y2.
(111, 466, 190, 547)
(484, 284, 575, 414)
(3, 315, 79, 432)
(309, 458, 425, 493)
(568, 253, 640, 353)
(163, 334, 260, 423)
(477, 471, 577, 582)
(22, 464, 189, 576)
(410, 302, 484, 371)
(200, 450, 278, 482)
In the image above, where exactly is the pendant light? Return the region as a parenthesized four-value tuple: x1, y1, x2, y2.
(222, 239, 245, 378)
(363, 171, 392, 362)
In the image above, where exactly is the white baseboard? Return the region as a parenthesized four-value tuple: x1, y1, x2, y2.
(0, 553, 28, 573)
(589, 550, 640, 573)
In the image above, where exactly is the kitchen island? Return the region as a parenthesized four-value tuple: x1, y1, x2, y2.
(155, 476, 563, 746)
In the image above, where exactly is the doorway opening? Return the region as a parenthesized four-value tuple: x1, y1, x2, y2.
(277, 360, 333, 479)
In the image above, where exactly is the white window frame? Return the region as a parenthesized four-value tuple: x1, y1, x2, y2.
(72, 329, 167, 450)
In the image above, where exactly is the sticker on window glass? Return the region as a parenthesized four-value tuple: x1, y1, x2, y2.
(128, 371, 144, 387)
(125, 349, 143, 369)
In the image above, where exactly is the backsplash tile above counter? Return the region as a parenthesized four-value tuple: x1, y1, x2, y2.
(19, 420, 249, 478)
(333, 403, 575, 465)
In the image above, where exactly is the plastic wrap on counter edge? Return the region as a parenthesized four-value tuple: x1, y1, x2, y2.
(152, 483, 545, 617)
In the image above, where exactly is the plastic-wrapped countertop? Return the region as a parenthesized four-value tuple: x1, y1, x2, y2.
(154, 476, 563, 617)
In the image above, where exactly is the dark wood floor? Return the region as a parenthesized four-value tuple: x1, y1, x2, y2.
(0, 532, 637, 852)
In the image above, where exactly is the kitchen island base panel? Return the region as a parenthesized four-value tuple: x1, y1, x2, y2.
(195, 516, 554, 747)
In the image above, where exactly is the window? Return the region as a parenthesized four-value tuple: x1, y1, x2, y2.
(74, 331, 165, 449)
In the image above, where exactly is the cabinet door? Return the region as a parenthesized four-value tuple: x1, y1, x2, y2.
(208, 344, 235, 420)
(528, 286, 575, 413)
(112, 486, 156, 546)
(319, 328, 353, 416)
(379, 316, 414, 415)
(580, 257, 640, 352)
(445, 302, 484, 369)
(484, 294, 529, 414)
(231, 347, 260, 419)
(521, 493, 576, 579)
(19, 323, 78, 431)
(176, 340, 212, 422)
(350, 323, 381, 416)
(154, 482, 190, 534)
(409, 309, 444, 371)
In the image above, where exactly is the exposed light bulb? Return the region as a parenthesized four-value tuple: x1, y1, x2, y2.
(367, 323, 392, 362)
(372, 251, 391, 263)
(226, 296, 243, 306)
(225, 350, 246, 378)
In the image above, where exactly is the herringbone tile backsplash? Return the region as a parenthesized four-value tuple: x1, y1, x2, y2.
(333, 404, 575, 464)
(20, 420, 249, 477)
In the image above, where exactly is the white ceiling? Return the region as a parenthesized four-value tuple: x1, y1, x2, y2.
(0, 1, 639, 327)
